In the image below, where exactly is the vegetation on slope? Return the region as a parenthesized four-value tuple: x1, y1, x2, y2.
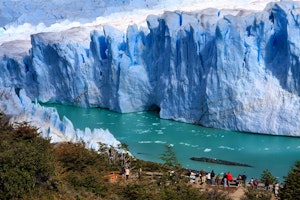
(279, 161, 300, 199)
(0, 113, 229, 199)
(0, 112, 299, 200)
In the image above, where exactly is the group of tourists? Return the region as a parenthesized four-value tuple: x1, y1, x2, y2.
(189, 169, 248, 187)
(190, 169, 280, 197)
(120, 165, 280, 197)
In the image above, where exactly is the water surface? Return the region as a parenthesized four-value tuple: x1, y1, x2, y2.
(50, 104, 300, 182)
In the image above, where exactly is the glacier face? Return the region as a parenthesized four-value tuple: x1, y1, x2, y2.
(1, 1, 300, 136)
(0, 87, 120, 149)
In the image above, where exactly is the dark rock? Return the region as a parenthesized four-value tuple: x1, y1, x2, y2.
(190, 157, 253, 167)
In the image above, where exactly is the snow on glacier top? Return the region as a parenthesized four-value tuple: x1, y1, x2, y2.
(0, 0, 279, 57)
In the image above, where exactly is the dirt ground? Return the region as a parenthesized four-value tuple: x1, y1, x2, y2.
(196, 183, 277, 200)
(195, 184, 244, 199)
(228, 187, 245, 200)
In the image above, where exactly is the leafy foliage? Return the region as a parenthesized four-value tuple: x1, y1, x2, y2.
(54, 142, 110, 197)
(160, 144, 181, 168)
(120, 182, 157, 200)
(279, 161, 300, 199)
(55, 142, 103, 172)
(260, 169, 277, 185)
(0, 115, 56, 199)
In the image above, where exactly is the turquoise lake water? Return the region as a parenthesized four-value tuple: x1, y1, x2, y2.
(50, 104, 300, 182)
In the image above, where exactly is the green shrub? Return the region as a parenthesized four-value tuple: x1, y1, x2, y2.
(160, 144, 181, 168)
(54, 142, 112, 197)
(260, 169, 277, 186)
(120, 182, 157, 200)
(54, 142, 103, 172)
(0, 120, 56, 199)
(279, 161, 300, 199)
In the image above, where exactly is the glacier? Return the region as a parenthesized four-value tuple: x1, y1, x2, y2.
(0, 87, 120, 149)
(2, 0, 300, 137)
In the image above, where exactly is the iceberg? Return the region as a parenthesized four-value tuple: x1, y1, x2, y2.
(2, 0, 300, 137)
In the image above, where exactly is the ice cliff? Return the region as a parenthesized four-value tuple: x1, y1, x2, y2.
(0, 87, 120, 148)
(1, 1, 300, 136)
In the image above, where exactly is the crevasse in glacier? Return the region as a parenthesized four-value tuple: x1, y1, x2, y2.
(1, 1, 300, 136)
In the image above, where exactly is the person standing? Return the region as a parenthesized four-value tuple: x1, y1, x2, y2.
(125, 167, 130, 181)
(211, 170, 216, 185)
(227, 172, 233, 187)
(274, 182, 279, 197)
(265, 178, 270, 190)
(242, 173, 247, 187)
(200, 169, 206, 185)
(250, 178, 254, 188)
(237, 175, 242, 186)
(138, 168, 142, 180)
(254, 178, 259, 189)
(121, 166, 125, 178)
(206, 172, 211, 184)
(223, 173, 228, 188)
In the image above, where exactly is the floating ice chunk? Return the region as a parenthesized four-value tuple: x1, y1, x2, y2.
(204, 148, 212, 152)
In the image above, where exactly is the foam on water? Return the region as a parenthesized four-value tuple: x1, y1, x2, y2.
(179, 142, 191, 147)
(154, 141, 167, 144)
(218, 146, 235, 151)
(139, 141, 152, 144)
(137, 129, 151, 134)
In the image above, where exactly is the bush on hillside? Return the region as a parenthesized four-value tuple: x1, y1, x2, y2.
(260, 169, 277, 186)
(279, 161, 300, 199)
(0, 115, 56, 199)
(160, 144, 181, 168)
(54, 142, 103, 172)
(54, 142, 110, 197)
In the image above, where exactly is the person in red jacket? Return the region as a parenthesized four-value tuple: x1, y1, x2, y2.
(227, 171, 233, 186)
